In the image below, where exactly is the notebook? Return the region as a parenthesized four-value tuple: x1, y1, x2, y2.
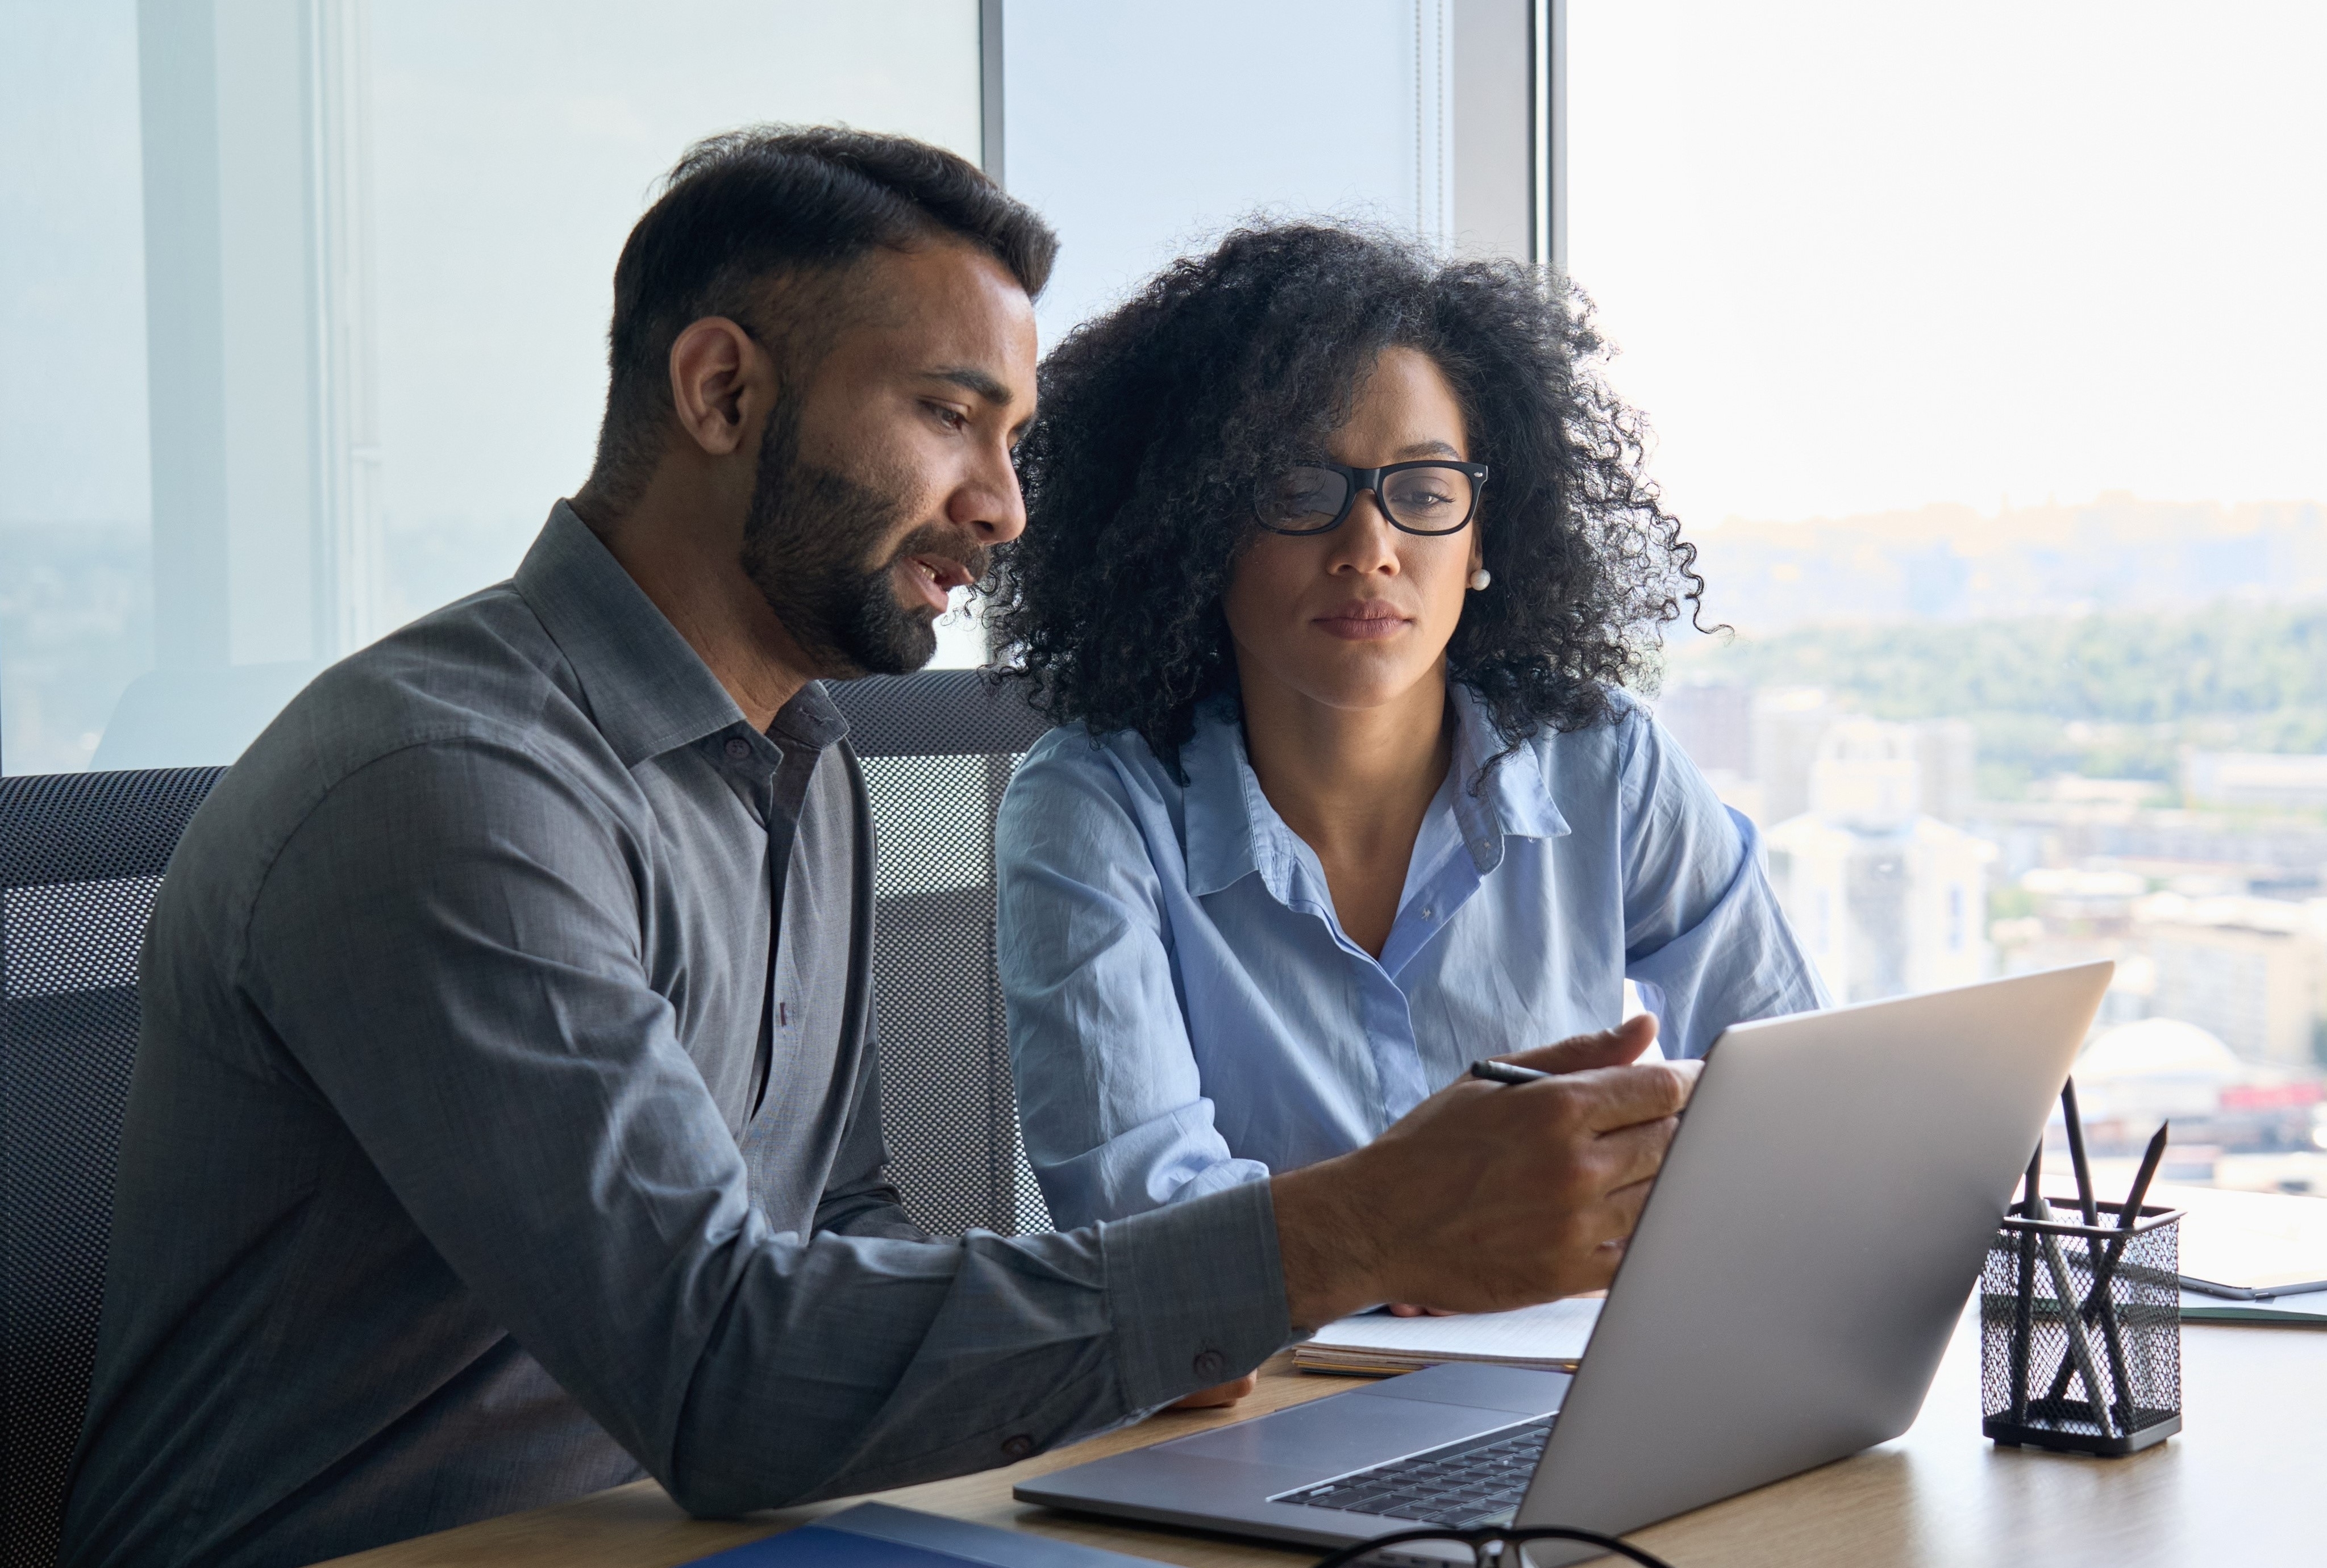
(683, 1502, 1160, 1567)
(2180, 1288, 2327, 1326)
(1291, 1296, 1604, 1375)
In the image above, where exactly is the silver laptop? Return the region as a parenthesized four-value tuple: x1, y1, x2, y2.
(1018, 962, 2113, 1562)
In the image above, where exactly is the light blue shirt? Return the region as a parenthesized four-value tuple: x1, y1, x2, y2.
(997, 686, 1828, 1228)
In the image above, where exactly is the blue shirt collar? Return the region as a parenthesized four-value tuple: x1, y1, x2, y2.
(1180, 684, 1570, 900)
(1444, 684, 1568, 873)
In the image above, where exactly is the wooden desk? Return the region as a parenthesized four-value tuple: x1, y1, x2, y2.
(326, 1310, 2327, 1568)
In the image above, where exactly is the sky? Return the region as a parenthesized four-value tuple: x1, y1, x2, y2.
(1566, 0, 2327, 529)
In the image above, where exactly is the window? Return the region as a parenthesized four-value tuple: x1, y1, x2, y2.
(1, 0, 979, 774)
(1573, 1, 2327, 1190)
(4, 0, 1537, 776)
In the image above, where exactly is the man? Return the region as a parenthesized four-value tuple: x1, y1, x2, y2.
(62, 128, 1693, 1568)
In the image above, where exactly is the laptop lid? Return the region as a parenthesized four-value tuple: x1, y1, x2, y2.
(1517, 961, 2113, 1546)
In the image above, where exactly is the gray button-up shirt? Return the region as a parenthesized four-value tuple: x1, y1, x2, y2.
(63, 504, 1289, 1568)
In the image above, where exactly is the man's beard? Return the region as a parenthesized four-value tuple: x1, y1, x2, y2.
(738, 408, 985, 678)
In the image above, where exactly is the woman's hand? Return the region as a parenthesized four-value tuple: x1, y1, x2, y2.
(1385, 1303, 1457, 1316)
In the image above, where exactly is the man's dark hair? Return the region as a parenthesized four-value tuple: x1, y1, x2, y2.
(584, 126, 1057, 511)
(985, 221, 1706, 775)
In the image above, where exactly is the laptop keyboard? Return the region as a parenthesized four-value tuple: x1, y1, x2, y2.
(1272, 1416, 1555, 1528)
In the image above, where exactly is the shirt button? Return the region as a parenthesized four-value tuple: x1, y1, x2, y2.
(1001, 1433, 1036, 1460)
(723, 736, 752, 761)
(1421, 908, 1435, 920)
(1193, 1348, 1227, 1381)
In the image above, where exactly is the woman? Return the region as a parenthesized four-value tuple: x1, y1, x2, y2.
(987, 223, 1823, 1257)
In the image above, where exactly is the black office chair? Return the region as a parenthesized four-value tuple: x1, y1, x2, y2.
(1, 765, 225, 1568)
(0, 669, 1051, 1567)
(831, 669, 1056, 1236)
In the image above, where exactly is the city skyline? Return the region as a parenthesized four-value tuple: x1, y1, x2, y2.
(1671, 492, 2327, 639)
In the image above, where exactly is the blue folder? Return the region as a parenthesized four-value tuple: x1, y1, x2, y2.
(685, 1502, 1162, 1567)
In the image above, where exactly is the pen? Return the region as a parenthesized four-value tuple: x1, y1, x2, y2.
(2061, 1079, 2135, 1427)
(1470, 1059, 1554, 1086)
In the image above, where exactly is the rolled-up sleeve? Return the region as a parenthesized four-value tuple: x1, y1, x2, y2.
(1613, 713, 1829, 1056)
(996, 737, 1271, 1229)
(240, 737, 1291, 1516)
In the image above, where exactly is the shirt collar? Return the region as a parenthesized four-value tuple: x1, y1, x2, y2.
(1180, 684, 1570, 898)
(768, 679, 850, 754)
(1181, 695, 1270, 898)
(1443, 684, 1568, 871)
(514, 501, 755, 768)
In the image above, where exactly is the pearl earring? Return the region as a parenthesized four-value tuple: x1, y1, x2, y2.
(1468, 568, 1493, 591)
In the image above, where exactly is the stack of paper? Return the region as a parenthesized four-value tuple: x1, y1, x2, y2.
(2163, 1183, 2327, 1299)
(1293, 1297, 1603, 1375)
(2149, 1184, 2327, 1324)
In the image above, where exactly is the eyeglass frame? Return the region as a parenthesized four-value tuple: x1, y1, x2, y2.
(1252, 457, 1492, 537)
(1310, 1522, 1676, 1568)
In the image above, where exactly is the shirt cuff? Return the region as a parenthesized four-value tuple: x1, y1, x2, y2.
(1100, 1177, 1294, 1409)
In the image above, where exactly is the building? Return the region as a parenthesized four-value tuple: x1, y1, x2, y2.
(1764, 719, 1996, 1003)
(2182, 751, 2327, 812)
(1989, 867, 2154, 1027)
(1652, 681, 1753, 777)
(1750, 687, 1837, 825)
(2137, 894, 2327, 1068)
(1714, 687, 1978, 830)
(1963, 785, 2327, 893)
(2071, 1017, 2322, 1157)
(1914, 719, 1978, 827)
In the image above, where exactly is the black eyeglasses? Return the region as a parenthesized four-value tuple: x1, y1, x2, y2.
(1254, 458, 1491, 537)
(1312, 1523, 1676, 1567)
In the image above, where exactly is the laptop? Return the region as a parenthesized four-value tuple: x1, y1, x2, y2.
(1017, 962, 2113, 1563)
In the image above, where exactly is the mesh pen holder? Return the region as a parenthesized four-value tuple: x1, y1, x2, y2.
(1980, 1199, 2183, 1456)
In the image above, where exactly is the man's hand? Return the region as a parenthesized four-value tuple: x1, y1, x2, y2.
(1270, 1015, 1699, 1332)
(1168, 1373, 1259, 1409)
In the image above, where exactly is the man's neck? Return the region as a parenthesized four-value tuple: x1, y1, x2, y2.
(1235, 664, 1455, 870)
(569, 488, 822, 732)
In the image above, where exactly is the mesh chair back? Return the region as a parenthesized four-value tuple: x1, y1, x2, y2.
(830, 670, 1055, 1237)
(1, 766, 224, 1568)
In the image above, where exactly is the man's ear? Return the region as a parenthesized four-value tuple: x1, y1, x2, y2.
(667, 317, 769, 457)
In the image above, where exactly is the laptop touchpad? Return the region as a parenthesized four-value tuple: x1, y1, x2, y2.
(1164, 1388, 1511, 1479)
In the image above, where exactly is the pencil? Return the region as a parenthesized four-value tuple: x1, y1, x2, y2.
(2009, 1143, 2042, 1425)
(2032, 1195, 2117, 1437)
(2062, 1079, 2099, 1227)
(2062, 1079, 2135, 1428)
(2044, 1121, 2171, 1413)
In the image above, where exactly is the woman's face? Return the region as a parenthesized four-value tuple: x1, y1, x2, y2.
(1222, 346, 1481, 717)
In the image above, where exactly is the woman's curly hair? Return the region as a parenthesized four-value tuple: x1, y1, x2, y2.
(984, 221, 1705, 774)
